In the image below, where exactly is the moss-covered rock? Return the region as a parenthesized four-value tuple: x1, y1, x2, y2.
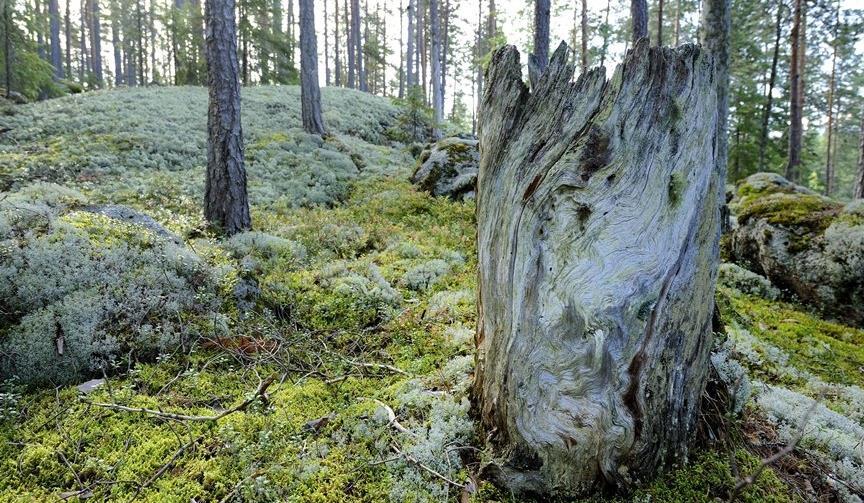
(728, 173, 864, 327)
(410, 136, 479, 201)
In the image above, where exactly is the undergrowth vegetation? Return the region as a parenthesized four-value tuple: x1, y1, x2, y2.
(0, 87, 861, 502)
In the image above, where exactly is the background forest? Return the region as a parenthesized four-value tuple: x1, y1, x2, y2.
(1, 0, 864, 501)
(2, 0, 864, 197)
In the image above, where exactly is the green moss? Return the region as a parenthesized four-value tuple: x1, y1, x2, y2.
(720, 287, 864, 387)
(737, 193, 840, 231)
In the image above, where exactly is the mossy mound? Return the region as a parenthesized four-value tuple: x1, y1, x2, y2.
(728, 173, 864, 327)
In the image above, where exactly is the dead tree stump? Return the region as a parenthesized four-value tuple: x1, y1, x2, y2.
(474, 40, 723, 495)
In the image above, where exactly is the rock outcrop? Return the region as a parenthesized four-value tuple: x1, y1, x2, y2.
(410, 136, 478, 201)
(728, 172, 864, 326)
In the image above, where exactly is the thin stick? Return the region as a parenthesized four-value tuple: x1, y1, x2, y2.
(372, 399, 414, 436)
(128, 435, 204, 502)
(83, 375, 275, 423)
(392, 444, 466, 489)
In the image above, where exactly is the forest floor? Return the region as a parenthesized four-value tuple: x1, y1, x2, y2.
(0, 87, 862, 502)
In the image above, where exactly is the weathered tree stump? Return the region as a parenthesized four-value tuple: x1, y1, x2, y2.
(474, 40, 723, 495)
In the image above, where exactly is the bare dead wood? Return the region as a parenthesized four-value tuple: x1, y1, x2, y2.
(475, 40, 721, 495)
(82, 374, 275, 422)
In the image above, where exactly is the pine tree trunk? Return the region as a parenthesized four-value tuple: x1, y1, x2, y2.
(112, 0, 122, 85)
(580, 0, 587, 74)
(785, 0, 802, 181)
(530, 0, 550, 84)
(204, 0, 251, 236)
(757, 0, 782, 173)
(406, 0, 414, 87)
(79, 0, 88, 81)
(701, 0, 729, 181)
(300, 0, 325, 135)
(335, 0, 342, 86)
(347, 0, 355, 88)
(824, 4, 839, 196)
(136, 0, 144, 84)
(429, 0, 441, 136)
(90, 0, 103, 86)
(417, 0, 426, 100)
(475, 41, 721, 496)
(441, 0, 448, 105)
(631, 0, 647, 43)
(272, 0, 283, 82)
(351, 0, 364, 91)
(855, 114, 864, 199)
(3, 0, 11, 97)
(65, 0, 72, 76)
(674, 0, 680, 45)
(600, 0, 610, 67)
(324, 0, 330, 86)
(48, 0, 63, 78)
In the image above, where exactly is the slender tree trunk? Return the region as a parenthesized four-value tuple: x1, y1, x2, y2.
(79, 0, 88, 81)
(406, 0, 414, 87)
(631, 0, 647, 43)
(824, 3, 839, 196)
(323, 0, 330, 86)
(204, 0, 251, 236)
(701, 0, 730, 180)
(240, 0, 249, 84)
(657, 0, 664, 46)
(429, 0, 441, 136)
(530, 0, 550, 81)
(3, 0, 11, 97)
(441, 0, 448, 106)
(64, 0, 72, 76)
(785, 0, 802, 181)
(335, 0, 342, 85)
(299, 0, 325, 134)
(112, 0, 122, 85)
(757, 0, 782, 172)
(272, 0, 283, 81)
(136, 0, 144, 84)
(472, 0, 482, 135)
(346, 0, 355, 87)
(362, 0, 368, 91)
(287, 0, 295, 67)
(417, 0, 426, 100)
(36, 0, 46, 61)
(91, 0, 103, 86)
(351, 0, 364, 91)
(48, 0, 63, 78)
(855, 114, 864, 199)
(398, 0, 404, 96)
(476, 42, 722, 496)
(600, 0, 610, 67)
(149, 0, 156, 81)
(674, 0, 680, 45)
(580, 0, 587, 73)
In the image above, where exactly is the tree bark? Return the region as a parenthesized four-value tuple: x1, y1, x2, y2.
(90, 0, 103, 86)
(631, 0, 647, 43)
(757, 0, 782, 173)
(429, 0, 441, 136)
(700, 0, 730, 183)
(475, 41, 721, 495)
(48, 0, 63, 78)
(657, 0, 664, 46)
(600, 0, 610, 67)
(855, 114, 864, 199)
(824, 3, 839, 196)
(346, 0, 355, 88)
(322, 0, 329, 86)
(417, 0, 426, 100)
(65, 0, 72, 76)
(79, 0, 88, 81)
(204, 0, 251, 236)
(300, 0, 325, 135)
(580, 0, 588, 74)
(351, 0, 364, 91)
(335, 0, 342, 86)
(405, 0, 414, 88)
(530, 0, 550, 85)
(785, 0, 803, 181)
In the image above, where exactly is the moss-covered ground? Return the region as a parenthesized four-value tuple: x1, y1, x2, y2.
(1, 87, 860, 501)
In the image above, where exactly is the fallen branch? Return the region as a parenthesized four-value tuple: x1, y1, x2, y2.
(392, 444, 466, 489)
(83, 374, 276, 423)
(372, 399, 414, 436)
(729, 394, 822, 501)
(129, 435, 204, 502)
